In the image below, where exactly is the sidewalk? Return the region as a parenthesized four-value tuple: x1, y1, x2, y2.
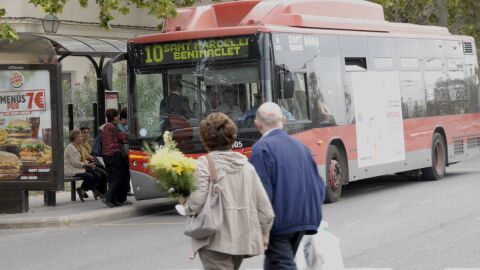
(0, 191, 175, 229)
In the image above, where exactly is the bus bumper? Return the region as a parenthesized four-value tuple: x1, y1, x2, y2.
(130, 170, 167, 200)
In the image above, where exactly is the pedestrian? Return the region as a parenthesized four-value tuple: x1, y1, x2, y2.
(179, 112, 274, 270)
(116, 108, 134, 196)
(100, 108, 131, 207)
(64, 130, 101, 202)
(249, 102, 325, 270)
(117, 108, 128, 133)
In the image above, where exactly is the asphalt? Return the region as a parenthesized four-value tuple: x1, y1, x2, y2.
(0, 191, 175, 229)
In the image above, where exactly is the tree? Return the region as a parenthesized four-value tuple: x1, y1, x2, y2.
(0, 8, 18, 41)
(0, 0, 202, 41)
(369, 0, 480, 55)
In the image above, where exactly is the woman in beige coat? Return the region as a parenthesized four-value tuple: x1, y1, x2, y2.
(180, 112, 274, 270)
(64, 130, 99, 202)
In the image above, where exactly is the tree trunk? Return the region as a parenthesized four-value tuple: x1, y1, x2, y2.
(438, 0, 448, 27)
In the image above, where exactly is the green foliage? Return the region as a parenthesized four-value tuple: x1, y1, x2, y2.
(1, 0, 204, 41)
(134, 73, 163, 137)
(112, 62, 128, 106)
(153, 169, 195, 197)
(72, 67, 98, 120)
(0, 8, 19, 41)
(28, 0, 201, 29)
(369, 0, 480, 55)
(29, 0, 68, 14)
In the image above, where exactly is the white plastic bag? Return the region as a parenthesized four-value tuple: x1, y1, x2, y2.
(295, 221, 345, 270)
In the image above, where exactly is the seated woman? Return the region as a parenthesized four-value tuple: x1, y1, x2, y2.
(64, 130, 100, 202)
(78, 127, 107, 198)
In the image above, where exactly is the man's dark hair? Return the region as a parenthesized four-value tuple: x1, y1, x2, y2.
(120, 108, 127, 120)
(106, 108, 119, 122)
(79, 127, 89, 132)
(171, 81, 182, 92)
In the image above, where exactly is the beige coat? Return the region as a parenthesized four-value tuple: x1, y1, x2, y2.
(185, 151, 274, 256)
(64, 143, 88, 177)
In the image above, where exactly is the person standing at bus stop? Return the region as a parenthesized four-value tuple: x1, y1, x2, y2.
(100, 108, 130, 207)
(117, 108, 134, 196)
(249, 102, 325, 270)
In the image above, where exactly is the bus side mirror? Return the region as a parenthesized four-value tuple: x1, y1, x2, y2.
(279, 70, 294, 99)
(101, 53, 127, 90)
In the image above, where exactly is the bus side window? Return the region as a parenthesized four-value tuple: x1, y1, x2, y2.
(345, 57, 367, 72)
(279, 72, 310, 121)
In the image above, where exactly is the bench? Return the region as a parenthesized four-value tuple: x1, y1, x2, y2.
(43, 177, 83, 206)
(66, 176, 84, 201)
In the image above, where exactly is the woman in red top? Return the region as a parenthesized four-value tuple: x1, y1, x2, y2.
(100, 109, 130, 207)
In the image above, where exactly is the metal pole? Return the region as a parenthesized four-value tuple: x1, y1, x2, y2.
(68, 103, 74, 131)
(45, 102, 72, 206)
(97, 56, 106, 126)
(93, 102, 99, 137)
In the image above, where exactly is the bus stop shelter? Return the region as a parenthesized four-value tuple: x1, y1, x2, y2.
(0, 33, 126, 213)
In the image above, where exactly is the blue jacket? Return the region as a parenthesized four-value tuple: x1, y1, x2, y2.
(249, 129, 325, 236)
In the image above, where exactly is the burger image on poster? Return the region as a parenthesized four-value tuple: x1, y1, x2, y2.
(19, 138, 52, 164)
(5, 119, 31, 145)
(0, 151, 22, 180)
(0, 129, 8, 144)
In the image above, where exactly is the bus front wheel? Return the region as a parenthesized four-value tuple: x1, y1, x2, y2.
(421, 133, 447, 181)
(325, 145, 347, 203)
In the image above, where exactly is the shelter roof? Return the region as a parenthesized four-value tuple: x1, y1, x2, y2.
(0, 33, 126, 64)
(39, 34, 126, 57)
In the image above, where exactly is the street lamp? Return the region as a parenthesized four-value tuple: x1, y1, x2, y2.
(42, 13, 60, 34)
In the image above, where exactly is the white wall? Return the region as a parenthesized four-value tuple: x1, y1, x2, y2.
(2, 0, 162, 38)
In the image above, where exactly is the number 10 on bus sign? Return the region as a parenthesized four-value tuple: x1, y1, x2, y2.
(0, 89, 46, 116)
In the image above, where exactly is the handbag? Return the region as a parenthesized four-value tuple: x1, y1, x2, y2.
(184, 155, 223, 240)
(91, 132, 103, 157)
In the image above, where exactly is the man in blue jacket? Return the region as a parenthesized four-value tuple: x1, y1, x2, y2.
(249, 102, 325, 270)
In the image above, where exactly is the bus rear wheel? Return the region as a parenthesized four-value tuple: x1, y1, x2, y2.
(421, 133, 446, 181)
(325, 145, 347, 203)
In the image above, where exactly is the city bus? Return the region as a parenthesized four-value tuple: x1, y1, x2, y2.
(103, 0, 480, 203)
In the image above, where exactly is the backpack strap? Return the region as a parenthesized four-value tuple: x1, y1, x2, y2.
(206, 155, 217, 183)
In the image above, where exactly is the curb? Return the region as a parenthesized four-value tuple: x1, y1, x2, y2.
(0, 201, 175, 229)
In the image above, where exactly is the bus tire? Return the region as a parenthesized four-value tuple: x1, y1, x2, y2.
(325, 145, 346, 203)
(421, 133, 446, 181)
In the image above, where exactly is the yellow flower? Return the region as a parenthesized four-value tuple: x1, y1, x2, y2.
(173, 165, 183, 175)
(147, 131, 197, 197)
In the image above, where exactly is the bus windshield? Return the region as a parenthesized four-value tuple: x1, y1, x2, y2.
(132, 62, 261, 152)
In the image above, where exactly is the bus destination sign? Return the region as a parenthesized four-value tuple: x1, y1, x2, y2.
(140, 37, 251, 65)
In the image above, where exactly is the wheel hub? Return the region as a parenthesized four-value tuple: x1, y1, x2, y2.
(328, 159, 342, 191)
(434, 142, 444, 172)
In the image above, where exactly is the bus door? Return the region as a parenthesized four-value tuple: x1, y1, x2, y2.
(276, 68, 312, 134)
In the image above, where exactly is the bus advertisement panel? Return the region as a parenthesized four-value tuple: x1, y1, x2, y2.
(0, 65, 62, 190)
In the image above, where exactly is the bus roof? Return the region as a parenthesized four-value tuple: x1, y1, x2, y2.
(130, 0, 460, 44)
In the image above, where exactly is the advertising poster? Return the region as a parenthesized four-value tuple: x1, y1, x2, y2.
(105, 91, 119, 110)
(351, 71, 406, 168)
(0, 69, 53, 183)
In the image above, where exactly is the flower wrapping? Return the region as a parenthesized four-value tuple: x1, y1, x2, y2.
(148, 131, 196, 197)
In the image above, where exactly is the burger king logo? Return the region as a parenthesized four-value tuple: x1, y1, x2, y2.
(9, 71, 24, 88)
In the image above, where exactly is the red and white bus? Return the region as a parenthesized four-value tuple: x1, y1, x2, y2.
(105, 0, 480, 202)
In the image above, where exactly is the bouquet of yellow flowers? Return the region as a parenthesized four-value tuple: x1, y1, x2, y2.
(148, 131, 196, 198)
